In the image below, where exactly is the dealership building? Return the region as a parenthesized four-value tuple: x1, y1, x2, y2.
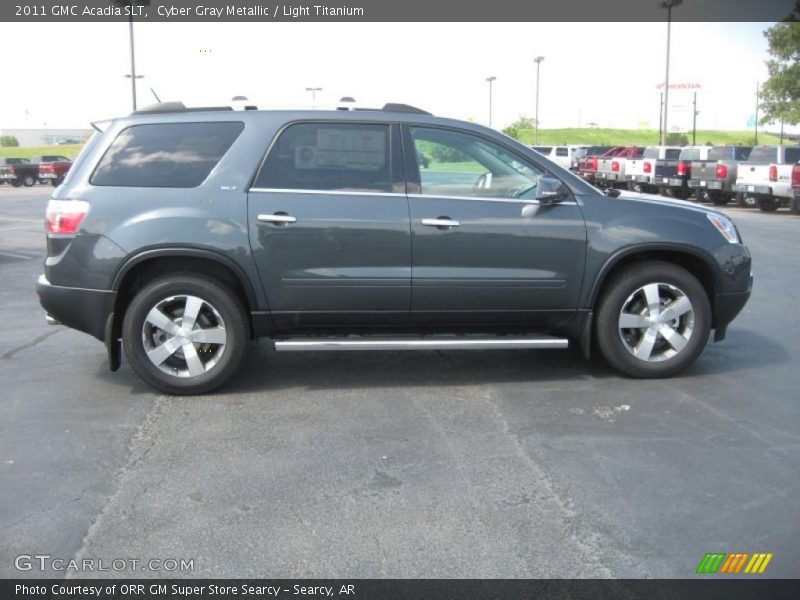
(0, 128, 93, 147)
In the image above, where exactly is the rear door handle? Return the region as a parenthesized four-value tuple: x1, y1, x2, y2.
(422, 218, 460, 228)
(257, 213, 297, 225)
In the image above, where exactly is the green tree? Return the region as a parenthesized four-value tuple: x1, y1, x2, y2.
(0, 135, 19, 147)
(665, 133, 689, 146)
(760, 6, 800, 125)
(502, 116, 536, 141)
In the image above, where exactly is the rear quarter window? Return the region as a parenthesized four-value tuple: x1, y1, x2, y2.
(91, 121, 244, 188)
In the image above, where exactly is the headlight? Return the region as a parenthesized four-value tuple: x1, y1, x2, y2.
(706, 213, 739, 244)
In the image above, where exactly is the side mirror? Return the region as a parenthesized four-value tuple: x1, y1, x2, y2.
(536, 177, 567, 204)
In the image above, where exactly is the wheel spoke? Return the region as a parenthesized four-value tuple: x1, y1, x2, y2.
(182, 342, 206, 377)
(642, 284, 661, 316)
(146, 337, 182, 365)
(189, 326, 226, 345)
(634, 327, 658, 360)
(181, 296, 204, 330)
(619, 312, 650, 329)
(660, 295, 692, 322)
(145, 307, 180, 336)
(659, 324, 688, 352)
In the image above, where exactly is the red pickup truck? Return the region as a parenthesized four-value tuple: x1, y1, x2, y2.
(577, 146, 625, 183)
(36, 156, 72, 186)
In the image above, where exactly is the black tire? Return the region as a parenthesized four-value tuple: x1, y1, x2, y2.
(22, 174, 35, 187)
(707, 191, 729, 205)
(791, 195, 800, 215)
(668, 187, 691, 200)
(595, 261, 711, 379)
(122, 274, 249, 395)
(10, 179, 22, 187)
(757, 197, 779, 212)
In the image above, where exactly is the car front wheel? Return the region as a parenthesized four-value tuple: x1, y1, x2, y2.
(122, 274, 248, 395)
(595, 261, 711, 378)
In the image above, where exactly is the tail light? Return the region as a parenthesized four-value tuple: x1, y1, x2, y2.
(769, 165, 778, 182)
(792, 164, 800, 188)
(644, 162, 652, 174)
(592, 157, 599, 171)
(8, 166, 15, 174)
(611, 161, 620, 172)
(716, 164, 728, 179)
(45, 200, 90, 235)
(676, 161, 687, 177)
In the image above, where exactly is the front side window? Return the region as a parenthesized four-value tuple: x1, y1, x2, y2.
(91, 122, 244, 188)
(556, 147, 569, 157)
(255, 123, 392, 193)
(411, 127, 545, 200)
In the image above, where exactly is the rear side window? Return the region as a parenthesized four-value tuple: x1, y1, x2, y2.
(679, 148, 700, 161)
(555, 147, 568, 157)
(665, 149, 681, 159)
(91, 122, 244, 188)
(783, 148, 800, 163)
(746, 147, 778, 163)
(255, 123, 392, 192)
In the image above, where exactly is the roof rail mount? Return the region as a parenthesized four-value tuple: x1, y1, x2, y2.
(382, 103, 432, 115)
(131, 102, 234, 115)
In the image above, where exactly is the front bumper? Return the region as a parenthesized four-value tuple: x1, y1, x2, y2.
(36, 274, 115, 341)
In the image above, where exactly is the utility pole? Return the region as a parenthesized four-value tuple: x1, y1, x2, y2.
(127, 11, 139, 110)
(486, 76, 496, 127)
(658, 0, 683, 145)
(692, 91, 698, 145)
(755, 81, 759, 145)
(658, 93, 664, 143)
(305, 87, 322, 109)
(534, 56, 545, 143)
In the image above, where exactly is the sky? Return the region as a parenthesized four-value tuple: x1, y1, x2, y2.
(0, 21, 780, 133)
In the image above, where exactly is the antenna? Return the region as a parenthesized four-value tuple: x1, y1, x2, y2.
(150, 87, 161, 103)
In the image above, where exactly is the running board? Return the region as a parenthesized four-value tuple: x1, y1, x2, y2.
(273, 335, 569, 352)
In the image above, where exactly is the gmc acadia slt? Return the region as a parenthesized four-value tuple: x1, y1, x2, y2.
(36, 103, 753, 394)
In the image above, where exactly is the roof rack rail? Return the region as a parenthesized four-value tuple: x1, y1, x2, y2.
(131, 102, 234, 116)
(381, 103, 431, 115)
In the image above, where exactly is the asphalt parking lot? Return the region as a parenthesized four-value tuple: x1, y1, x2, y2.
(0, 185, 798, 579)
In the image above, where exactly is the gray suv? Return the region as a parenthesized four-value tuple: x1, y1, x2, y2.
(36, 102, 753, 394)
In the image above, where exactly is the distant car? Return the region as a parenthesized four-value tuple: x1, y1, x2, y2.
(654, 146, 713, 200)
(56, 138, 81, 145)
(416, 150, 430, 168)
(31, 155, 72, 184)
(733, 145, 800, 211)
(688, 146, 752, 205)
(530, 145, 585, 170)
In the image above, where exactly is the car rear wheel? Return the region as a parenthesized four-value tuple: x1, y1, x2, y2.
(708, 191, 729, 205)
(595, 261, 711, 378)
(10, 179, 21, 187)
(122, 274, 248, 395)
(668, 187, 691, 200)
(791, 195, 800, 215)
(757, 197, 779, 212)
(22, 174, 35, 187)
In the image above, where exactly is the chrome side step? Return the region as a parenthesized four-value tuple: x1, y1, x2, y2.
(273, 335, 569, 352)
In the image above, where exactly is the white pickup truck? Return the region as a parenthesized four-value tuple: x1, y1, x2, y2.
(531, 145, 587, 170)
(624, 146, 681, 193)
(732, 145, 800, 212)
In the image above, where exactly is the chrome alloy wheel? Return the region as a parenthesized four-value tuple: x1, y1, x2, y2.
(141, 295, 227, 378)
(618, 283, 695, 363)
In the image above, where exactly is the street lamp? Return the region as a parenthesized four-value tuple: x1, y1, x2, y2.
(534, 56, 545, 144)
(658, 0, 683, 145)
(305, 87, 323, 109)
(486, 76, 496, 127)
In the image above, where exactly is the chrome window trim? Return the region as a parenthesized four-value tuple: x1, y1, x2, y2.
(248, 187, 578, 205)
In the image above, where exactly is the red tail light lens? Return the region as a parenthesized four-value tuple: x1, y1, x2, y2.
(769, 165, 778, 182)
(644, 162, 652, 173)
(792, 164, 800, 187)
(716, 164, 728, 179)
(676, 161, 687, 176)
(592, 157, 599, 171)
(8, 166, 15, 174)
(45, 200, 90, 234)
(611, 161, 620, 172)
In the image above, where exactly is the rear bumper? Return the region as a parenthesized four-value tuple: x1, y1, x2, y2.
(689, 178, 728, 191)
(733, 183, 771, 195)
(36, 274, 115, 341)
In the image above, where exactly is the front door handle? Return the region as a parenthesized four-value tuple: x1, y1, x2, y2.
(257, 213, 297, 225)
(422, 218, 460, 228)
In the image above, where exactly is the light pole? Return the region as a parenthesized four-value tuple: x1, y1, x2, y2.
(485, 76, 496, 127)
(305, 87, 322, 109)
(754, 81, 759, 144)
(534, 56, 545, 143)
(692, 91, 698, 145)
(126, 11, 141, 111)
(658, 0, 683, 145)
